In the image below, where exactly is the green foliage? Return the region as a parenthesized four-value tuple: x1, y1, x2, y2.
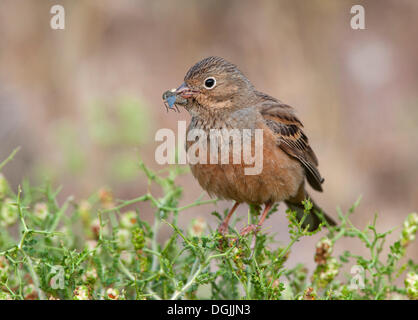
(87, 96, 151, 147)
(0, 149, 417, 300)
(36, 96, 151, 183)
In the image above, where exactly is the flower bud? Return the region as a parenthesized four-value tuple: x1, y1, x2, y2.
(298, 287, 317, 300)
(120, 211, 137, 229)
(314, 237, 333, 265)
(106, 288, 122, 300)
(405, 272, 418, 300)
(34, 203, 49, 220)
(313, 257, 340, 288)
(98, 188, 114, 209)
(116, 229, 131, 249)
(73, 285, 91, 300)
(82, 267, 98, 284)
(0, 198, 18, 227)
(188, 217, 207, 237)
(400, 213, 418, 247)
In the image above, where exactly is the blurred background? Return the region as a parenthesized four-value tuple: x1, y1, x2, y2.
(0, 0, 417, 271)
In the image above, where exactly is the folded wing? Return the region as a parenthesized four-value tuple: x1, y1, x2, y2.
(255, 92, 324, 192)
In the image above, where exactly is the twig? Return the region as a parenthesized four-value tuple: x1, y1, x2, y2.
(0, 147, 21, 171)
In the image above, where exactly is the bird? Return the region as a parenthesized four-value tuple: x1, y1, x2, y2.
(165, 56, 336, 236)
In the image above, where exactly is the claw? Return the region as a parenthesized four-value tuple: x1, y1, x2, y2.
(218, 222, 229, 235)
(231, 224, 261, 244)
(239, 224, 260, 237)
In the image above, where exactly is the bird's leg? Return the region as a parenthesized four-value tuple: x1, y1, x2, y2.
(218, 202, 240, 235)
(239, 202, 273, 236)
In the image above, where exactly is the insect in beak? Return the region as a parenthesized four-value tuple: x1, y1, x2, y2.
(162, 85, 191, 113)
(162, 89, 180, 112)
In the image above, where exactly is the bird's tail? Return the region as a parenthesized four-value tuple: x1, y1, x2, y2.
(285, 195, 336, 231)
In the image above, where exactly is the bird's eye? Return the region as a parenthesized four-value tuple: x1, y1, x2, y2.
(203, 77, 216, 89)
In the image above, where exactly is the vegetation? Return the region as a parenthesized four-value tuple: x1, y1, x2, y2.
(0, 149, 417, 300)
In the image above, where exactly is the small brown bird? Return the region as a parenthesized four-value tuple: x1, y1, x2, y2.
(166, 56, 335, 235)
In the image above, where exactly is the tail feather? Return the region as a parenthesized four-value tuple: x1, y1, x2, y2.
(285, 196, 336, 231)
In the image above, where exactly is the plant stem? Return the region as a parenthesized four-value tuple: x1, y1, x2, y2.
(0, 147, 20, 171)
(24, 253, 46, 300)
(171, 263, 203, 300)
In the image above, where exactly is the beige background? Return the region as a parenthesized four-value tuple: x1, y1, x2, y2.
(0, 0, 417, 272)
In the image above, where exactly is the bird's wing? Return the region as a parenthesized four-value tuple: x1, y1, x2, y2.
(255, 94, 324, 192)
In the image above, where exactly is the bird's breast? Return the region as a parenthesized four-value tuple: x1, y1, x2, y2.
(185, 120, 305, 205)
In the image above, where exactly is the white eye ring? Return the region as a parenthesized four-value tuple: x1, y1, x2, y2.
(203, 77, 216, 89)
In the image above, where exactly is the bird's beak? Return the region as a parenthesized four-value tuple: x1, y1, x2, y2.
(175, 82, 198, 99)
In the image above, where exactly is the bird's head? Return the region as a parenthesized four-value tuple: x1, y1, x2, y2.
(173, 56, 254, 112)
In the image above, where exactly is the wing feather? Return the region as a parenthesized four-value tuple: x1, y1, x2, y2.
(256, 95, 324, 192)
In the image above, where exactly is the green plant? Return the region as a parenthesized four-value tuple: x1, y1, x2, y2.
(0, 149, 416, 300)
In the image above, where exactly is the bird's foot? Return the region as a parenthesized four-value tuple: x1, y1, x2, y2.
(217, 222, 229, 235)
(239, 224, 260, 237)
(217, 222, 232, 249)
(231, 224, 261, 249)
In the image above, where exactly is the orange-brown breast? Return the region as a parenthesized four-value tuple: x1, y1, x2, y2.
(187, 122, 305, 205)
